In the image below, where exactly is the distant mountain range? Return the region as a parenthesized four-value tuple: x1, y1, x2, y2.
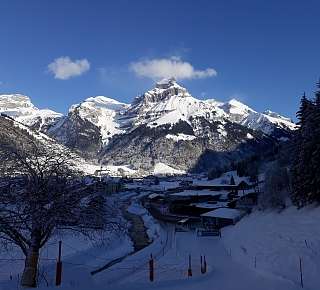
(0, 78, 297, 172)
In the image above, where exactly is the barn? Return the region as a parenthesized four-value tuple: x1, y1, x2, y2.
(201, 208, 246, 229)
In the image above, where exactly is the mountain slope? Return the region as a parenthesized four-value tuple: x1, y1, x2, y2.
(0, 94, 63, 131)
(101, 79, 283, 172)
(220, 99, 297, 137)
(0, 80, 297, 173)
(69, 96, 128, 145)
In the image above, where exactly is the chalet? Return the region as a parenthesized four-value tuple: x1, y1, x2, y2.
(201, 208, 246, 229)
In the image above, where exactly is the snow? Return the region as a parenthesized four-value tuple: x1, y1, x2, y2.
(201, 208, 245, 220)
(1, 81, 297, 151)
(41, 229, 302, 290)
(0, 94, 63, 131)
(0, 230, 133, 288)
(246, 132, 254, 139)
(153, 163, 186, 176)
(103, 165, 137, 176)
(190, 201, 229, 209)
(193, 171, 251, 187)
(218, 98, 297, 135)
(77, 163, 137, 177)
(1, 187, 316, 290)
(222, 206, 320, 290)
(69, 96, 128, 145)
(171, 189, 225, 197)
(226, 98, 255, 116)
(166, 133, 196, 141)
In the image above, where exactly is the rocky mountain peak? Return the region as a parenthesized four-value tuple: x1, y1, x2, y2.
(0, 94, 62, 132)
(0, 94, 36, 112)
(155, 77, 178, 89)
(129, 78, 192, 115)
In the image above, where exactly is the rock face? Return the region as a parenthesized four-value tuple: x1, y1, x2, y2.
(0, 80, 297, 172)
(47, 109, 103, 159)
(68, 96, 128, 145)
(100, 78, 296, 172)
(0, 94, 63, 131)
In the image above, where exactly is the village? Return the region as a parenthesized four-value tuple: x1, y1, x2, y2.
(91, 169, 261, 236)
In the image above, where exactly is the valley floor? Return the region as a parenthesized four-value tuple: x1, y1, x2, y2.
(1, 191, 319, 290)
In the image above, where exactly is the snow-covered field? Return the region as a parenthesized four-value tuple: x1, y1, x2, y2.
(0, 230, 133, 290)
(222, 206, 320, 290)
(153, 162, 186, 176)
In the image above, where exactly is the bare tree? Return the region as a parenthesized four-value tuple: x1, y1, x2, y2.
(0, 136, 112, 287)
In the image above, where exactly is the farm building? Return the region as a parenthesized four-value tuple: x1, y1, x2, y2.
(201, 208, 246, 229)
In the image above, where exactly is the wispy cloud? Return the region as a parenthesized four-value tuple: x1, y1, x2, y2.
(48, 57, 90, 80)
(129, 57, 217, 81)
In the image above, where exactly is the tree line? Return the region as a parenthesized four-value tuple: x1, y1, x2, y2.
(291, 82, 320, 207)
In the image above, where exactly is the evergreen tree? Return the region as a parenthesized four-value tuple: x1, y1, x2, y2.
(310, 80, 320, 202)
(291, 87, 320, 206)
(230, 175, 236, 185)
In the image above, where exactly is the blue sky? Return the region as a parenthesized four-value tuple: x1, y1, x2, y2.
(0, 0, 320, 118)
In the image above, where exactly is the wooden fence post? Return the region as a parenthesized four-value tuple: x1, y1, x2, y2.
(188, 254, 192, 277)
(55, 241, 62, 286)
(299, 257, 303, 288)
(149, 254, 154, 282)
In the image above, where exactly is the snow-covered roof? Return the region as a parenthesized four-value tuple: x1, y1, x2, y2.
(148, 193, 163, 199)
(190, 202, 229, 209)
(171, 190, 224, 197)
(201, 208, 245, 220)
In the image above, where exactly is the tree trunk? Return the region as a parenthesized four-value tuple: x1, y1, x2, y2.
(21, 247, 39, 288)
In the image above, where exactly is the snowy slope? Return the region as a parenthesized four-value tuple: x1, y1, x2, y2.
(220, 98, 297, 135)
(222, 206, 320, 290)
(127, 78, 226, 128)
(1, 81, 297, 170)
(123, 79, 296, 137)
(1, 81, 296, 146)
(153, 162, 186, 176)
(0, 94, 62, 131)
(69, 96, 128, 145)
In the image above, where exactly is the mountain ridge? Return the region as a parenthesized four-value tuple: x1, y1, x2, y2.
(0, 80, 297, 172)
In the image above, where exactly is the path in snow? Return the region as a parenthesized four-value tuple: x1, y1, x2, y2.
(122, 204, 150, 251)
(95, 230, 301, 290)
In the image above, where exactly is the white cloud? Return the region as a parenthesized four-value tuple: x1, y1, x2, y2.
(48, 57, 90, 80)
(129, 57, 217, 81)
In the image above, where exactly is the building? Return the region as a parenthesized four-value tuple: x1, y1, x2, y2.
(201, 208, 246, 229)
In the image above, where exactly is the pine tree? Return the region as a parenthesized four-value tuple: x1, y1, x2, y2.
(309, 80, 320, 202)
(291, 93, 314, 206)
(292, 85, 320, 206)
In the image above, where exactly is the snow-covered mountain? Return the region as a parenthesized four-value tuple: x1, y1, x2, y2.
(220, 99, 296, 135)
(126, 78, 226, 128)
(101, 78, 296, 171)
(68, 96, 129, 145)
(0, 80, 297, 172)
(0, 94, 63, 131)
(120, 78, 296, 138)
